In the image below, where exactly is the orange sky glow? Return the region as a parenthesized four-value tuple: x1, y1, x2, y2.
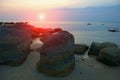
(0, 0, 119, 21)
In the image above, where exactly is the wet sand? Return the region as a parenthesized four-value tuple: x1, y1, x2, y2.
(0, 38, 120, 80)
(0, 51, 120, 80)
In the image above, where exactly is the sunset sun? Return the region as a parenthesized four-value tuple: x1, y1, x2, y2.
(38, 14, 45, 20)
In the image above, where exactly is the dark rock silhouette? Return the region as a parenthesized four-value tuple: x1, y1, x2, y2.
(37, 31, 75, 77)
(0, 22, 41, 38)
(87, 23, 92, 25)
(0, 22, 64, 66)
(0, 22, 63, 39)
(74, 44, 89, 55)
(40, 33, 52, 42)
(0, 22, 3, 25)
(39, 28, 62, 42)
(108, 28, 119, 32)
(52, 28, 62, 33)
(88, 42, 118, 55)
(0, 28, 32, 66)
(39, 28, 53, 42)
(96, 47, 120, 66)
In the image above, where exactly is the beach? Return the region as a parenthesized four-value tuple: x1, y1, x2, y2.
(0, 21, 120, 80)
(0, 50, 120, 80)
(1, 0, 120, 79)
(0, 34, 120, 80)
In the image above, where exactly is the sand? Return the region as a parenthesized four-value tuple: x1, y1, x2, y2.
(0, 39, 120, 80)
(0, 52, 120, 80)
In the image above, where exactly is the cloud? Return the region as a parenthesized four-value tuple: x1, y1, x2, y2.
(0, 0, 120, 21)
(67, 0, 120, 8)
(0, 0, 120, 9)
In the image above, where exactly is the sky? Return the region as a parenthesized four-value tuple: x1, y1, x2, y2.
(1, 0, 120, 9)
(0, 0, 120, 22)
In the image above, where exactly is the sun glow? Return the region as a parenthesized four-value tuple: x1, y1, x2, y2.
(38, 14, 45, 20)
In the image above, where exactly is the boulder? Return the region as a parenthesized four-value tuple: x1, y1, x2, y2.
(100, 42, 118, 48)
(0, 28, 32, 66)
(88, 42, 101, 55)
(96, 47, 120, 66)
(88, 42, 118, 55)
(37, 31, 75, 77)
(74, 44, 89, 55)
(39, 28, 62, 42)
(39, 33, 52, 42)
(2, 22, 40, 38)
(52, 28, 62, 33)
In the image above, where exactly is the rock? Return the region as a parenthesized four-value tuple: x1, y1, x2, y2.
(108, 29, 119, 32)
(88, 42, 101, 55)
(88, 42, 118, 55)
(37, 31, 75, 77)
(39, 33, 52, 42)
(0, 28, 32, 66)
(87, 23, 92, 25)
(74, 44, 89, 55)
(96, 47, 120, 66)
(100, 42, 118, 48)
(14, 23, 40, 38)
(39, 28, 62, 42)
(2, 22, 40, 38)
(52, 28, 62, 33)
(38, 28, 53, 34)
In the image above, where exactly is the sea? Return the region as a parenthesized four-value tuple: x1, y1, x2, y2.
(30, 21, 120, 47)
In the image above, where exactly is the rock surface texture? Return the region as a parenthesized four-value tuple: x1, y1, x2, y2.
(88, 42, 118, 55)
(74, 44, 89, 55)
(0, 27, 32, 66)
(97, 47, 120, 66)
(2, 23, 40, 38)
(37, 31, 75, 77)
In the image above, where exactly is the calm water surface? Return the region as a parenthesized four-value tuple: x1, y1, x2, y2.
(30, 21, 120, 46)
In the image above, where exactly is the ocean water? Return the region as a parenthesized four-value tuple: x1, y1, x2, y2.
(30, 21, 120, 47)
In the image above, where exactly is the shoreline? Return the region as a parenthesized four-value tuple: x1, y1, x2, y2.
(0, 51, 120, 80)
(0, 40, 120, 80)
(0, 22, 120, 80)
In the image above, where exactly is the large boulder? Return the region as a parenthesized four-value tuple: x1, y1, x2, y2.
(37, 31, 75, 77)
(74, 44, 89, 55)
(0, 28, 32, 66)
(96, 47, 120, 66)
(2, 22, 40, 38)
(88, 42, 118, 55)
